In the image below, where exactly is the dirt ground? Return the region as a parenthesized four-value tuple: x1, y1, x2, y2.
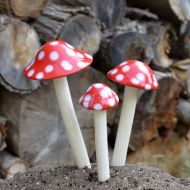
(0, 164, 190, 190)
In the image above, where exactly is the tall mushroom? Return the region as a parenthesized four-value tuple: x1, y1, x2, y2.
(107, 60, 159, 166)
(24, 40, 93, 168)
(79, 83, 119, 182)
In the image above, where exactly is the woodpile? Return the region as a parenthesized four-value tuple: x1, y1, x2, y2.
(0, 0, 190, 178)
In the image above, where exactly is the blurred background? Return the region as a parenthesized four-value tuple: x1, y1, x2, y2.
(0, 0, 190, 179)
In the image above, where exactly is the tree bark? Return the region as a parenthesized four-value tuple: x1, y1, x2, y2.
(0, 117, 8, 151)
(93, 20, 176, 73)
(0, 15, 41, 94)
(170, 22, 190, 59)
(126, 0, 190, 24)
(32, 3, 101, 55)
(130, 71, 182, 150)
(147, 22, 176, 68)
(53, 0, 90, 6)
(93, 31, 154, 73)
(0, 0, 49, 19)
(53, 0, 125, 29)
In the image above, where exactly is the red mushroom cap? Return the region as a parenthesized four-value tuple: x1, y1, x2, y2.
(79, 83, 119, 111)
(24, 40, 93, 80)
(107, 60, 159, 90)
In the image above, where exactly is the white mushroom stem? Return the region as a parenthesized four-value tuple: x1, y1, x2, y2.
(53, 77, 91, 168)
(94, 110, 110, 182)
(111, 86, 138, 166)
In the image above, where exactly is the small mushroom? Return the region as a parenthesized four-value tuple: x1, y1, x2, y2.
(79, 83, 119, 182)
(24, 40, 93, 168)
(107, 60, 159, 166)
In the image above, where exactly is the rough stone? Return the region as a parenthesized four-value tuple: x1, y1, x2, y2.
(0, 164, 189, 190)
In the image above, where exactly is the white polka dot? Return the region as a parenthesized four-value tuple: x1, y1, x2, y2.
(45, 65, 54, 73)
(27, 69, 35, 77)
(145, 84, 151, 90)
(94, 84, 103, 88)
(136, 61, 144, 67)
(38, 51, 45, 60)
(84, 53, 93, 59)
(122, 65, 130, 72)
(49, 51, 59, 61)
(84, 94, 92, 101)
(66, 48, 76, 57)
(65, 42, 74, 49)
(76, 52, 84, 59)
(61, 60, 70, 67)
(93, 103, 103, 110)
(61, 61, 73, 71)
(131, 78, 140, 84)
(136, 61, 148, 73)
(100, 90, 109, 98)
(108, 98, 115, 106)
(104, 87, 112, 96)
(77, 61, 88, 68)
(79, 95, 84, 103)
(49, 41, 59, 46)
(136, 73, 145, 81)
(63, 64, 73, 71)
(83, 101, 89, 108)
(116, 74, 124, 81)
(111, 68, 118, 75)
(36, 72, 44, 79)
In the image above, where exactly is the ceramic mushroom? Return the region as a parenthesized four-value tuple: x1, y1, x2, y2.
(24, 40, 93, 168)
(107, 60, 159, 166)
(79, 83, 119, 182)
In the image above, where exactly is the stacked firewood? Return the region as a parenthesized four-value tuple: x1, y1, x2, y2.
(0, 0, 190, 178)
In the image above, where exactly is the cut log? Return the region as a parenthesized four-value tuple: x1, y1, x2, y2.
(176, 99, 190, 138)
(0, 67, 118, 166)
(0, 151, 27, 179)
(0, 15, 41, 94)
(0, 0, 48, 19)
(94, 20, 176, 73)
(32, 3, 101, 54)
(170, 59, 190, 96)
(176, 99, 190, 127)
(0, 117, 8, 151)
(126, 0, 190, 24)
(130, 71, 182, 150)
(53, 0, 125, 29)
(93, 31, 154, 73)
(109, 71, 182, 151)
(91, 0, 125, 29)
(125, 7, 159, 21)
(53, 0, 91, 6)
(170, 22, 190, 59)
(146, 22, 176, 68)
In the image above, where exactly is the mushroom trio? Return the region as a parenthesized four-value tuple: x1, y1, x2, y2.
(24, 39, 159, 182)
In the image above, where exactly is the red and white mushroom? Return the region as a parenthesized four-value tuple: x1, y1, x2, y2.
(24, 40, 93, 168)
(107, 60, 159, 166)
(79, 83, 119, 182)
